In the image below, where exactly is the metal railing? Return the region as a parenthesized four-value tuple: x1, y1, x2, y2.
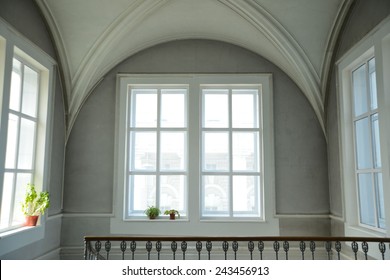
(84, 236, 390, 260)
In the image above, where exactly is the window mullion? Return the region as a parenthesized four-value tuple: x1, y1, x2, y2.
(156, 88, 161, 209)
(228, 89, 233, 218)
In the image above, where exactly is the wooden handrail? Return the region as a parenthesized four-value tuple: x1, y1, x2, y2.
(84, 235, 390, 242)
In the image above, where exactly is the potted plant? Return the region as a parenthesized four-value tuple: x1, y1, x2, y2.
(164, 209, 180, 220)
(21, 183, 50, 226)
(144, 206, 161, 219)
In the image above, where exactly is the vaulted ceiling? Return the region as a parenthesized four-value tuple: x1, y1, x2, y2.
(35, 0, 354, 135)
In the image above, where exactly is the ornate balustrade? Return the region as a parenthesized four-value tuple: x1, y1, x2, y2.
(84, 236, 390, 260)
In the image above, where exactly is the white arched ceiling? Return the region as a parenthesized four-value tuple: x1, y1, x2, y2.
(35, 0, 353, 138)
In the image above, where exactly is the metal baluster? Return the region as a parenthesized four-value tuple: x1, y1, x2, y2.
(146, 241, 152, 260)
(335, 241, 341, 260)
(258, 241, 264, 260)
(362, 241, 369, 260)
(273, 241, 280, 260)
(181, 241, 187, 260)
(379, 242, 386, 260)
(171, 241, 177, 260)
(283, 241, 289, 260)
(196, 241, 202, 260)
(325, 241, 332, 260)
(222, 241, 229, 260)
(130, 241, 136, 260)
(248, 241, 254, 260)
(310, 241, 316, 260)
(299, 241, 306, 260)
(120, 241, 127, 260)
(156, 241, 162, 260)
(351, 241, 358, 260)
(206, 241, 212, 260)
(95, 240, 102, 259)
(105, 240, 111, 260)
(232, 241, 238, 260)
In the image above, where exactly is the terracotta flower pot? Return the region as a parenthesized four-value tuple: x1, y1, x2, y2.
(24, 215, 39, 226)
(169, 213, 176, 220)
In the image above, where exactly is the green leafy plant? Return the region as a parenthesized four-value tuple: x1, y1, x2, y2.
(144, 206, 161, 219)
(164, 209, 180, 219)
(21, 183, 50, 216)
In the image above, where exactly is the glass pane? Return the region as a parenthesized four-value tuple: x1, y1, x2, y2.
(160, 132, 186, 171)
(160, 175, 186, 213)
(203, 132, 229, 171)
(233, 176, 260, 216)
(358, 173, 376, 227)
(0, 173, 15, 229)
(130, 175, 156, 212)
(161, 89, 186, 127)
(21, 65, 39, 117)
(371, 114, 381, 168)
(18, 118, 36, 169)
(5, 114, 19, 168)
(375, 173, 386, 229)
(352, 64, 368, 117)
(232, 90, 258, 128)
(130, 89, 157, 127)
(203, 89, 228, 128)
(355, 117, 372, 169)
(129, 132, 156, 171)
(233, 132, 259, 171)
(203, 175, 229, 216)
(12, 173, 32, 226)
(368, 58, 377, 110)
(9, 59, 22, 112)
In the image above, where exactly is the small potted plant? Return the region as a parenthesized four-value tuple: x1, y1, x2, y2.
(21, 183, 50, 226)
(144, 206, 161, 219)
(164, 209, 180, 220)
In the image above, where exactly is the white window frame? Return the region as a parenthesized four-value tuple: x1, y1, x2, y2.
(111, 74, 279, 236)
(0, 18, 55, 256)
(338, 16, 390, 237)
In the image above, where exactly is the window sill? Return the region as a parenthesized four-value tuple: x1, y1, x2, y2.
(0, 225, 44, 257)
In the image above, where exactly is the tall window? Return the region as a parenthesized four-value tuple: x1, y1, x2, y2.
(0, 57, 40, 230)
(352, 57, 385, 229)
(201, 87, 261, 218)
(118, 74, 270, 222)
(338, 18, 390, 236)
(127, 87, 188, 217)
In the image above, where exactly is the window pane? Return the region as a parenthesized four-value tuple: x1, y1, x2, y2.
(371, 114, 381, 168)
(129, 132, 156, 170)
(21, 65, 39, 117)
(160, 132, 186, 171)
(12, 173, 32, 226)
(203, 132, 229, 171)
(355, 117, 372, 169)
(352, 64, 368, 117)
(233, 176, 260, 216)
(5, 114, 19, 168)
(232, 90, 258, 128)
(130, 175, 156, 212)
(160, 175, 186, 213)
(203, 90, 228, 128)
(0, 173, 15, 229)
(18, 118, 36, 169)
(368, 58, 377, 110)
(9, 59, 22, 112)
(203, 175, 229, 216)
(233, 132, 259, 171)
(375, 173, 386, 229)
(161, 89, 186, 127)
(358, 173, 376, 227)
(130, 89, 157, 127)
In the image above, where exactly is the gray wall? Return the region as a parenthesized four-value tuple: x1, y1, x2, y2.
(62, 39, 329, 257)
(326, 0, 390, 234)
(0, 0, 65, 259)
